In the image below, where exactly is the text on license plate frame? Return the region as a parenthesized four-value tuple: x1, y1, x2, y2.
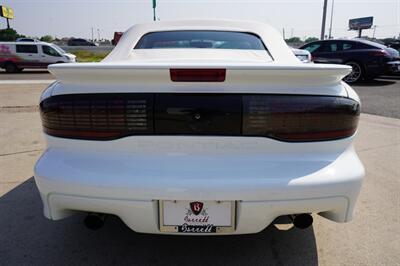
(159, 200, 236, 233)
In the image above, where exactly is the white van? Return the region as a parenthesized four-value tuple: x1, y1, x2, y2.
(0, 41, 76, 73)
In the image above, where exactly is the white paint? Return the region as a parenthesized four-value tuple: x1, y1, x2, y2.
(34, 20, 364, 235)
(0, 80, 55, 84)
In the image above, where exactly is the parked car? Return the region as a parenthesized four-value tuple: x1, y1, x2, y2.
(291, 47, 312, 63)
(35, 20, 364, 235)
(385, 41, 400, 52)
(67, 38, 97, 46)
(300, 39, 400, 83)
(16, 38, 39, 42)
(112, 32, 123, 46)
(0, 41, 76, 73)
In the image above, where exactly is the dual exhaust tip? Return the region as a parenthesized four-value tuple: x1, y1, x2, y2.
(83, 212, 313, 231)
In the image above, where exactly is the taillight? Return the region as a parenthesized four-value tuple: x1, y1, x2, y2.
(40, 94, 153, 140)
(242, 95, 360, 141)
(170, 69, 226, 82)
(369, 49, 390, 57)
(40, 94, 360, 142)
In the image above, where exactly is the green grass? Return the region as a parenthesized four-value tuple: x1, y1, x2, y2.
(71, 50, 109, 62)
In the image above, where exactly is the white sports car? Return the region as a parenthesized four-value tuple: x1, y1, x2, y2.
(34, 20, 364, 235)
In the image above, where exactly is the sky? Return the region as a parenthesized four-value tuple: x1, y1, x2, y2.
(1, 0, 399, 40)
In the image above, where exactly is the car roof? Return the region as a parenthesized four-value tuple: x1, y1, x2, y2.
(0, 41, 53, 45)
(352, 38, 387, 49)
(308, 38, 386, 49)
(103, 19, 299, 63)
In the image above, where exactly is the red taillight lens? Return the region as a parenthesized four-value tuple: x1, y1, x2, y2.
(170, 69, 226, 82)
(369, 49, 390, 57)
(40, 94, 360, 142)
(242, 95, 360, 141)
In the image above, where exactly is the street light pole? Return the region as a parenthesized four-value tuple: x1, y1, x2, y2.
(328, 0, 335, 39)
(320, 0, 328, 40)
(153, 0, 157, 21)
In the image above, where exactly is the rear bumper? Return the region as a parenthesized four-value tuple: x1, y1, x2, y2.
(45, 194, 350, 235)
(34, 136, 364, 235)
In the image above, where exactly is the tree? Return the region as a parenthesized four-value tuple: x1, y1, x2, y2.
(285, 37, 302, 43)
(304, 37, 319, 43)
(40, 35, 54, 43)
(0, 28, 25, 41)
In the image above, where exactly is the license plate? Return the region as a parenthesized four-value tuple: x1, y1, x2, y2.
(159, 200, 235, 233)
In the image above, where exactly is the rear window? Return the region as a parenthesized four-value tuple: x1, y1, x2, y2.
(16, 45, 38, 53)
(134, 31, 266, 50)
(356, 42, 376, 49)
(342, 42, 354, 50)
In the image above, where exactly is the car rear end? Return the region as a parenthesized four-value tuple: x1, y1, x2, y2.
(357, 40, 400, 76)
(384, 47, 400, 74)
(0, 42, 18, 71)
(34, 20, 364, 235)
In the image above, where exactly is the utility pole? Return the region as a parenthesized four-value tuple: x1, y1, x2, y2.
(91, 27, 94, 41)
(320, 0, 328, 40)
(328, 0, 335, 39)
(291, 28, 294, 38)
(282, 28, 285, 39)
(372, 25, 377, 38)
(152, 0, 157, 21)
(97, 29, 100, 41)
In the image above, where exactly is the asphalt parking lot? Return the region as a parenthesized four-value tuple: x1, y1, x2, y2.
(0, 72, 399, 265)
(353, 75, 400, 118)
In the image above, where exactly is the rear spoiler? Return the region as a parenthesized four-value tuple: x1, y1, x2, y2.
(48, 62, 351, 94)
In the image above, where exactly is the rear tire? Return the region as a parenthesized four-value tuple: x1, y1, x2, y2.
(4, 62, 18, 73)
(343, 61, 363, 83)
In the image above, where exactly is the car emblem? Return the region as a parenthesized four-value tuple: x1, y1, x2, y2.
(190, 201, 204, 215)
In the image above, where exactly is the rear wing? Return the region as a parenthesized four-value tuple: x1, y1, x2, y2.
(49, 62, 351, 92)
